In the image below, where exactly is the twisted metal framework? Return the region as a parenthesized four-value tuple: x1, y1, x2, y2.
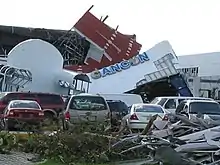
(0, 25, 90, 66)
(53, 28, 90, 66)
(144, 53, 178, 84)
(0, 64, 32, 92)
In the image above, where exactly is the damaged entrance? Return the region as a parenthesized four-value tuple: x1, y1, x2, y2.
(127, 53, 193, 102)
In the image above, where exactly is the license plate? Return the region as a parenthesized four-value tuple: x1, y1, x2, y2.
(20, 114, 32, 118)
(80, 115, 97, 121)
(88, 116, 97, 121)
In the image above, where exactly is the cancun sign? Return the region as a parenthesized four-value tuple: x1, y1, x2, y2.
(90, 52, 150, 79)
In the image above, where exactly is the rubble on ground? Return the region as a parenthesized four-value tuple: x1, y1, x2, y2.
(109, 114, 220, 165)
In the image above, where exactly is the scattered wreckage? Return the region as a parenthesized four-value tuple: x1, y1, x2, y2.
(109, 114, 220, 165)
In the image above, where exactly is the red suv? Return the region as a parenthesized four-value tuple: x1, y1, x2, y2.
(0, 92, 64, 118)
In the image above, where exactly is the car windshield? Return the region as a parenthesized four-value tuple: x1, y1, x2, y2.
(135, 105, 164, 113)
(150, 97, 160, 104)
(107, 101, 129, 112)
(189, 102, 220, 115)
(10, 101, 40, 109)
(70, 96, 107, 111)
(150, 97, 167, 106)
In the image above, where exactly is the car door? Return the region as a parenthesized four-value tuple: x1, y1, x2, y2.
(164, 99, 177, 113)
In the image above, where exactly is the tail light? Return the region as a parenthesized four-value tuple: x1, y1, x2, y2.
(39, 112, 44, 116)
(9, 110, 14, 116)
(162, 114, 169, 121)
(64, 111, 70, 120)
(130, 113, 139, 120)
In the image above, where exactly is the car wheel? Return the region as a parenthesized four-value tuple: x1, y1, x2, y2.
(43, 111, 56, 125)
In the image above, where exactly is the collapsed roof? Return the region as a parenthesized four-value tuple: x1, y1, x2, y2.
(0, 25, 90, 65)
(0, 5, 142, 73)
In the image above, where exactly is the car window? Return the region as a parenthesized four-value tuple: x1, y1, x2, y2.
(165, 99, 176, 109)
(9, 101, 41, 109)
(134, 105, 164, 113)
(128, 106, 132, 112)
(107, 101, 129, 112)
(150, 98, 167, 106)
(189, 102, 220, 114)
(157, 98, 167, 106)
(178, 99, 186, 104)
(150, 97, 160, 104)
(38, 94, 63, 104)
(69, 96, 107, 111)
(183, 105, 188, 112)
(176, 102, 186, 114)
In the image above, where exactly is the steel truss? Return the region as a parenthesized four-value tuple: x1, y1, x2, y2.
(53, 29, 89, 66)
(0, 64, 32, 92)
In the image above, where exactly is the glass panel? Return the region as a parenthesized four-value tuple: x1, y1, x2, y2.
(165, 99, 176, 109)
(135, 105, 163, 113)
(70, 96, 107, 111)
(10, 100, 40, 109)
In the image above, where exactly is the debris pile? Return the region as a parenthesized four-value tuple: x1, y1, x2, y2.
(109, 114, 220, 165)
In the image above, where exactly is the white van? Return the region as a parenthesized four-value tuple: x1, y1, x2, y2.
(65, 93, 110, 123)
(150, 96, 214, 113)
(98, 93, 143, 107)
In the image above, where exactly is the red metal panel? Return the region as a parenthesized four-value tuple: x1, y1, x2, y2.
(70, 11, 142, 73)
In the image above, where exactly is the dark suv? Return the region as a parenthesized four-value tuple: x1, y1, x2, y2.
(106, 100, 129, 127)
(0, 92, 64, 118)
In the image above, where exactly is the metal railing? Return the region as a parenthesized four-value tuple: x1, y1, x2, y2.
(0, 64, 32, 92)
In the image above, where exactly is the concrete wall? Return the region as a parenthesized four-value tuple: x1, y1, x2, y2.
(178, 52, 220, 77)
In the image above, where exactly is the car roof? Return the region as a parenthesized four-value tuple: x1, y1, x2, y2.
(9, 100, 38, 103)
(73, 93, 105, 97)
(106, 100, 124, 102)
(155, 96, 213, 100)
(133, 103, 163, 107)
(1, 92, 61, 96)
(184, 100, 218, 104)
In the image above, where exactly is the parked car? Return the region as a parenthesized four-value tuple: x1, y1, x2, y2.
(64, 93, 110, 124)
(106, 100, 129, 126)
(0, 92, 64, 118)
(175, 100, 220, 121)
(100, 93, 143, 107)
(150, 96, 213, 113)
(1, 100, 44, 130)
(125, 103, 168, 130)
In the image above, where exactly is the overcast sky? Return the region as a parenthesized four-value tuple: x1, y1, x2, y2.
(0, 0, 219, 55)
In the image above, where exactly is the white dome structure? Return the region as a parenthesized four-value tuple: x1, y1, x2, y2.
(7, 39, 90, 95)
